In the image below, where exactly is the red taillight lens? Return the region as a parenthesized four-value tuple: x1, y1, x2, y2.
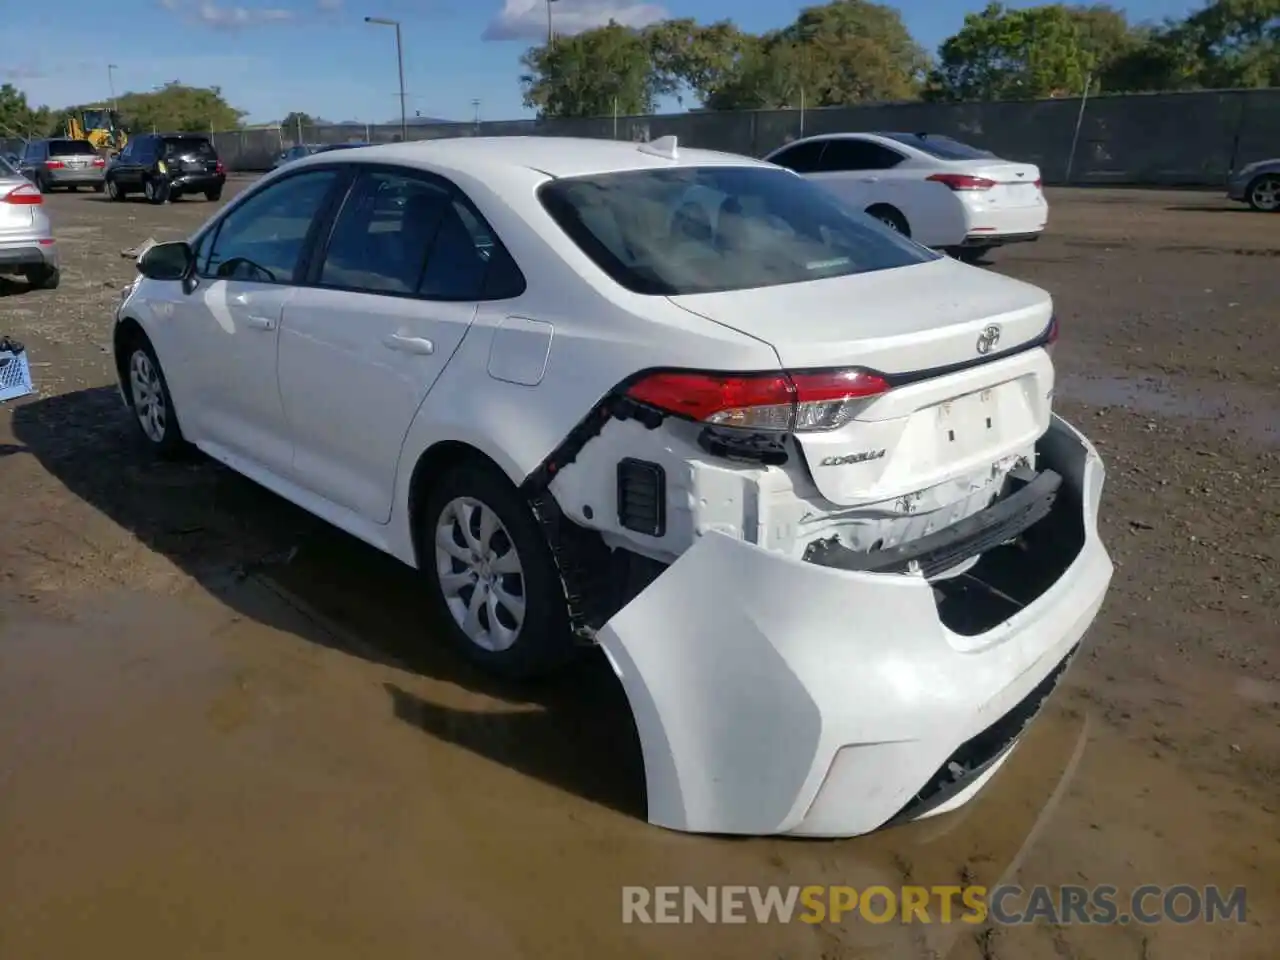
(1034, 178, 1043, 189)
(3, 184, 42, 205)
(215, 160, 225, 174)
(1046, 315, 1059, 345)
(44, 160, 65, 169)
(93, 157, 105, 167)
(927, 173, 996, 191)
(626, 368, 891, 433)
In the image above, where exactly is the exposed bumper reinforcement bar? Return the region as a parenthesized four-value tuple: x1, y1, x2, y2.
(802, 468, 1062, 579)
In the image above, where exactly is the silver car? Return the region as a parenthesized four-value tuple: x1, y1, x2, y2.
(0, 155, 60, 290)
(1227, 158, 1280, 212)
(17, 138, 107, 193)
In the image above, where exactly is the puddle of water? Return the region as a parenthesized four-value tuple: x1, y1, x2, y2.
(1057, 371, 1280, 447)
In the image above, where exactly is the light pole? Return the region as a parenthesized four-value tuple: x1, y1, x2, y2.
(365, 16, 407, 142)
(546, 0, 558, 46)
(107, 64, 119, 114)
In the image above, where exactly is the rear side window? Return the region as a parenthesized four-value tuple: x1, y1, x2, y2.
(816, 139, 905, 172)
(48, 140, 98, 157)
(881, 133, 996, 160)
(539, 165, 936, 297)
(317, 169, 523, 300)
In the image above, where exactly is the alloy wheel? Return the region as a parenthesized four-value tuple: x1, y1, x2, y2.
(434, 496, 526, 652)
(1250, 176, 1280, 212)
(129, 349, 167, 443)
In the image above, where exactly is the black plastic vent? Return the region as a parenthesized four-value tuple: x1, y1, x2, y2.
(616, 459, 666, 537)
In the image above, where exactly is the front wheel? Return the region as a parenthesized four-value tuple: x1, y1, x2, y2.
(1246, 174, 1280, 212)
(866, 204, 909, 236)
(421, 461, 577, 681)
(123, 335, 190, 459)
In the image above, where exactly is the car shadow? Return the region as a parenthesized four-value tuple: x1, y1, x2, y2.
(0, 277, 35, 297)
(9, 386, 648, 820)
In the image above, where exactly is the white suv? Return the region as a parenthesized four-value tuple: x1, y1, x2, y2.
(112, 136, 1112, 839)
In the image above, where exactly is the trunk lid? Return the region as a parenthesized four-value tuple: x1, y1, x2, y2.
(948, 159, 1043, 207)
(668, 257, 1056, 506)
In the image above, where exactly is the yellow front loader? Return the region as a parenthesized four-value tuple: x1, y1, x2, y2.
(65, 108, 127, 155)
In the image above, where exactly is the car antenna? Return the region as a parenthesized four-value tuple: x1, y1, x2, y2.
(637, 135, 679, 160)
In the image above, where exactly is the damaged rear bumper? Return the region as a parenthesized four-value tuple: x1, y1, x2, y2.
(595, 414, 1112, 837)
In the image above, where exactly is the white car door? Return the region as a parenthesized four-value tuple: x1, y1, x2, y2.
(277, 168, 504, 523)
(168, 167, 344, 478)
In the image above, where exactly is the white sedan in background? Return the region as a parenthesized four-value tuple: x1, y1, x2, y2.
(112, 135, 1110, 838)
(764, 132, 1048, 261)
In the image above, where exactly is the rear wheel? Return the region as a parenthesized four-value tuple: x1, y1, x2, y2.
(205, 186, 223, 202)
(420, 460, 577, 681)
(143, 177, 170, 205)
(122, 333, 190, 459)
(866, 204, 909, 236)
(23, 264, 60, 290)
(36, 175, 51, 194)
(1246, 174, 1280, 212)
(106, 178, 126, 201)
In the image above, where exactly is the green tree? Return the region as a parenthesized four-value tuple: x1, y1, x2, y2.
(87, 83, 247, 134)
(704, 0, 928, 110)
(281, 111, 317, 136)
(0, 83, 49, 139)
(520, 22, 661, 118)
(928, 2, 1102, 100)
(1173, 0, 1280, 87)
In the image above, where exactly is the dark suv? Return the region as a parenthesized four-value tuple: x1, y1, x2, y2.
(18, 139, 107, 193)
(105, 133, 226, 204)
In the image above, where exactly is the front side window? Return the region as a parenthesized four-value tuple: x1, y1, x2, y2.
(202, 169, 340, 283)
(539, 166, 936, 296)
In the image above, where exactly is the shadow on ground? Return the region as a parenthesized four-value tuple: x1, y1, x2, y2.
(1164, 204, 1256, 213)
(10, 385, 648, 820)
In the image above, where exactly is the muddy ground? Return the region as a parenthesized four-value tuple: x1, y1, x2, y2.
(0, 184, 1276, 959)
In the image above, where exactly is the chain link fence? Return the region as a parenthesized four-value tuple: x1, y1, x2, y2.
(6, 88, 1279, 186)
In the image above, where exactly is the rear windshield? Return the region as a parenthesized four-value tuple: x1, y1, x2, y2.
(881, 133, 995, 160)
(48, 140, 99, 157)
(538, 166, 936, 296)
(163, 137, 216, 158)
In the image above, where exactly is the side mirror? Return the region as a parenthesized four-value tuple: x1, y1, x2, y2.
(137, 241, 194, 281)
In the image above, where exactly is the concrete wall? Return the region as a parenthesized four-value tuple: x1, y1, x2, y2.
(5, 88, 1278, 185)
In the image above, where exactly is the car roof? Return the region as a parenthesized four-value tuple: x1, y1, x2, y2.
(293, 136, 772, 180)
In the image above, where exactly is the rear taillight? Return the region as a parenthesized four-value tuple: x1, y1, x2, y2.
(44, 160, 65, 169)
(1034, 178, 1043, 189)
(927, 173, 996, 191)
(1044, 315, 1059, 358)
(93, 157, 105, 167)
(625, 368, 891, 433)
(215, 160, 225, 174)
(3, 184, 42, 205)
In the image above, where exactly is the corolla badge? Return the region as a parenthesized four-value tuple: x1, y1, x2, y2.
(976, 324, 1002, 355)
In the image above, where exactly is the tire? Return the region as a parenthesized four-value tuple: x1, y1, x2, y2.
(36, 175, 51, 194)
(106, 178, 125, 201)
(867, 204, 909, 236)
(420, 460, 576, 681)
(121, 333, 191, 459)
(205, 187, 223, 202)
(23, 264, 60, 290)
(1246, 174, 1280, 213)
(955, 245, 995, 264)
(143, 177, 170, 205)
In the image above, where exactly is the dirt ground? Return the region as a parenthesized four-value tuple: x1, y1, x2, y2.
(0, 183, 1276, 960)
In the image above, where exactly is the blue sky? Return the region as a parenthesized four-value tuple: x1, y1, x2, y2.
(2, 0, 1202, 126)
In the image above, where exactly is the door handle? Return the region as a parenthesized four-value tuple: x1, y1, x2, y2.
(245, 315, 277, 331)
(383, 333, 435, 355)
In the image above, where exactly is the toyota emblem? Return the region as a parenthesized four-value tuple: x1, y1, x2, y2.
(976, 325, 1001, 355)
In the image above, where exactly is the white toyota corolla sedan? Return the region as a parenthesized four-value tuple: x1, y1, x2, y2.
(112, 135, 1112, 838)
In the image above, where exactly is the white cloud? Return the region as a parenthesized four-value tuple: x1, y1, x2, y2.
(482, 0, 667, 42)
